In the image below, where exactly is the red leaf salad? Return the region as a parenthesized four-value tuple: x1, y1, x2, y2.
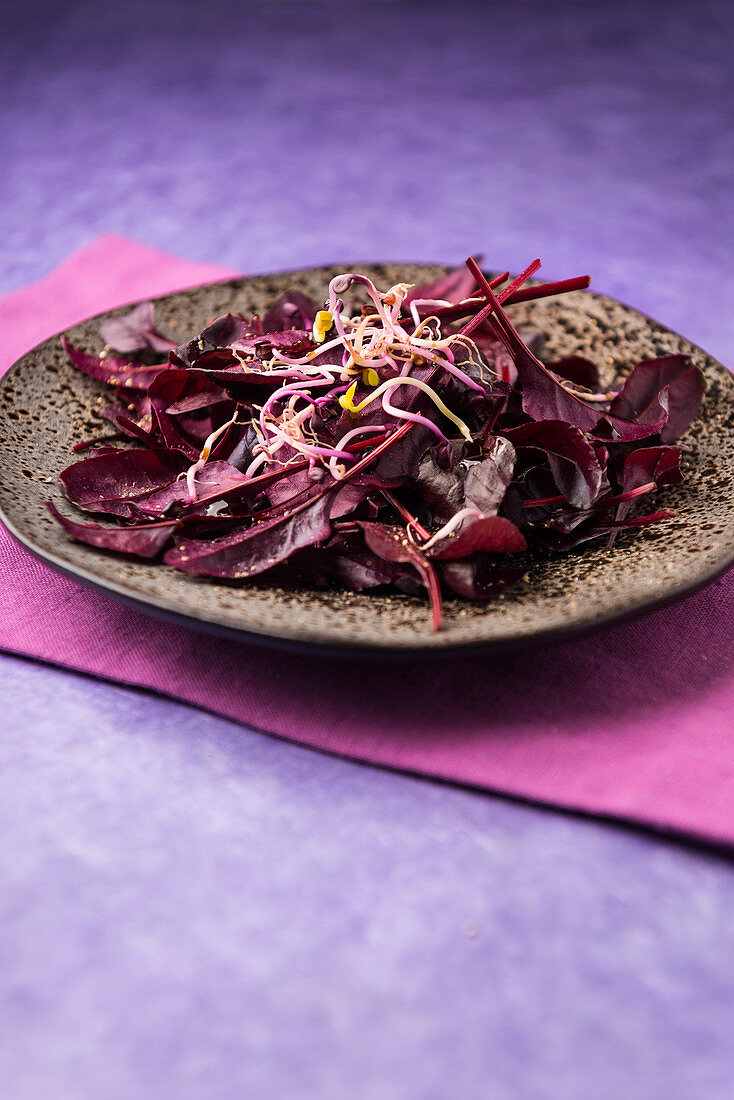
(49, 257, 705, 630)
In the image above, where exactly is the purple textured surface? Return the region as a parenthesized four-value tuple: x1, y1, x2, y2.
(2, 1, 734, 1098)
(3, 654, 734, 1100)
(2, 0, 733, 364)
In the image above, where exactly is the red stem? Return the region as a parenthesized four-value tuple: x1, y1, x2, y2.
(459, 258, 542, 337)
(461, 258, 529, 358)
(603, 508, 675, 530)
(421, 557, 444, 632)
(347, 432, 390, 452)
(597, 482, 657, 509)
(381, 489, 431, 540)
(414, 271, 508, 323)
(523, 481, 658, 511)
(72, 433, 123, 452)
(522, 493, 566, 509)
(425, 273, 590, 327)
(505, 275, 591, 305)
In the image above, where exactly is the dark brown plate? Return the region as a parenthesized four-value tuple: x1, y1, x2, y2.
(1, 263, 733, 654)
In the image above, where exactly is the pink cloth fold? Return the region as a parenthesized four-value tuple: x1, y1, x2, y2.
(2, 237, 733, 846)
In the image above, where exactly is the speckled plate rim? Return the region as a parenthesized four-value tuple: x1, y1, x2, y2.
(1, 262, 733, 657)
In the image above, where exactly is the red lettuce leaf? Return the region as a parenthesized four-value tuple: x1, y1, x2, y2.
(609, 356, 704, 443)
(440, 559, 527, 601)
(62, 337, 169, 391)
(47, 503, 178, 558)
(164, 488, 335, 579)
(60, 448, 188, 519)
(416, 437, 516, 521)
(99, 301, 176, 354)
(428, 515, 527, 560)
(502, 420, 604, 509)
(544, 355, 600, 390)
(358, 521, 443, 629)
(263, 290, 319, 333)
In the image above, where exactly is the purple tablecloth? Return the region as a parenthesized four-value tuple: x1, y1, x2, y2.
(3, 2, 734, 1097)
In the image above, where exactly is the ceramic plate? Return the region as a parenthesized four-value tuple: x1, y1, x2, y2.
(1, 263, 733, 654)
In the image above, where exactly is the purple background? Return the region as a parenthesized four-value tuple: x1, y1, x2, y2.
(2, 2, 734, 1097)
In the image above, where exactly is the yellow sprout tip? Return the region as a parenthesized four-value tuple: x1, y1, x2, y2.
(338, 381, 358, 412)
(313, 310, 333, 344)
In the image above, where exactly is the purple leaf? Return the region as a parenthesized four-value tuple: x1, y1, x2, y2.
(97, 400, 148, 429)
(172, 312, 316, 370)
(62, 337, 170, 391)
(165, 488, 334, 579)
(416, 437, 516, 521)
(60, 448, 188, 519)
(147, 370, 217, 459)
(171, 313, 261, 368)
(544, 355, 600, 390)
(428, 515, 527, 560)
(47, 503, 178, 557)
(609, 356, 704, 443)
(135, 460, 251, 516)
(165, 386, 230, 415)
(358, 521, 443, 629)
(502, 420, 604, 509)
(112, 414, 163, 449)
(236, 329, 316, 356)
(370, 422, 433, 483)
(99, 301, 177, 354)
(263, 290, 319, 333)
(607, 444, 685, 545)
(464, 437, 516, 514)
(519, 355, 667, 440)
(317, 547, 405, 591)
(416, 449, 465, 521)
(621, 445, 685, 492)
(440, 559, 526, 601)
(530, 507, 675, 551)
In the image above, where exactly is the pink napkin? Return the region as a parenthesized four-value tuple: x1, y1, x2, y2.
(2, 236, 733, 847)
